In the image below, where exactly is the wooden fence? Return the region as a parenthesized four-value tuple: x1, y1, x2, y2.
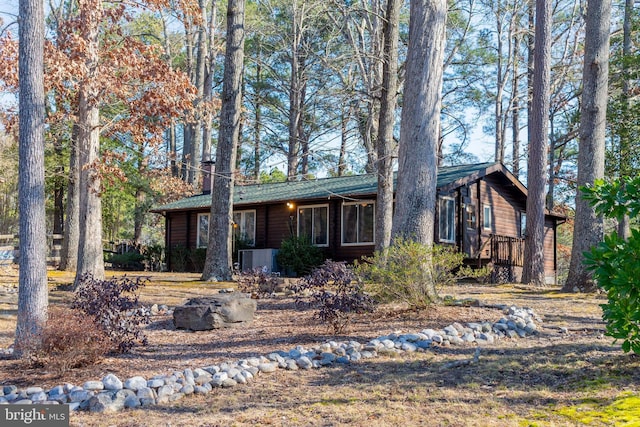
(0, 234, 63, 266)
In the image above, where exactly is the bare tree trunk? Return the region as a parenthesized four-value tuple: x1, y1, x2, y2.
(617, 0, 633, 240)
(76, 0, 105, 282)
(391, 0, 446, 303)
(287, 0, 304, 180)
(252, 60, 262, 181)
(375, 0, 400, 252)
(202, 0, 218, 164)
(162, 17, 179, 178)
(181, 25, 195, 181)
(201, 0, 245, 281)
(522, 0, 552, 286)
(187, 0, 208, 187)
(15, 0, 48, 356)
(527, 0, 534, 145)
(512, 33, 521, 178)
(60, 125, 79, 271)
(563, 0, 611, 292)
(338, 106, 348, 176)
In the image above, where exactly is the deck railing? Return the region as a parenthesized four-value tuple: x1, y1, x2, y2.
(490, 234, 525, 267)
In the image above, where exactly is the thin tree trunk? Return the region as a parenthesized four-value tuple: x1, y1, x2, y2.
(201, 0, 245, 281)
(617, 0, 633, 240)
(202, 0, 218, 164)
(76, 0, 105, 283)
(287, 1, 303, 180)
(15, 0, 48, 356)
(512, 34, 521, 178)
(60, 125, 79, 271)
(522, 0, 552, 286)
(375, 0, 400, 252)
(563, 0, 611, 292)
(338, 106, 348, 176)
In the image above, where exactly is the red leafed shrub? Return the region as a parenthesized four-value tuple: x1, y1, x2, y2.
(29, 306, 109, 374)
(72, 274, 151, 353)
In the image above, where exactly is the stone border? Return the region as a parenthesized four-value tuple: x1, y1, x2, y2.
(0, 305, 541, 413)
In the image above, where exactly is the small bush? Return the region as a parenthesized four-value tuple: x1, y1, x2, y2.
(29, 306, 109, 374)
(276, 235, 324, 276)
(142, 243, 164, 271)
(356, 239, 480, 309)
(189, 248, 207, 271)
(170, 245, 189, 271)
(72, 274, 151, 353)
(296, 260, 375, 334)
(106, 252, 145, 270)
(237, 267, 280, 297)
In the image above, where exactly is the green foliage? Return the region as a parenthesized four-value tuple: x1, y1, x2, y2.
(72, 274, 151, 353)
(585, 230, 640, 354)
(276, 235, 324, 276)
(582, 177, 640, 221)
(356, 238, 480, 309)
(142, 243, 164, 271)
(105, 251, 145, 270)
(0, 134, 18, 234)
(296, 260, 375, 334)
(170, 245, 190, 272)
(189, 248, 207, 272)
(259, 168, 288, 183)
(582, 178, 640, 354)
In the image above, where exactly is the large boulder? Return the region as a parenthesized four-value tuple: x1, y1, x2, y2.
(173, 293, 256, 331)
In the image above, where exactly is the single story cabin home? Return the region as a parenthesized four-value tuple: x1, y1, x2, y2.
(152, 162, 565, 284)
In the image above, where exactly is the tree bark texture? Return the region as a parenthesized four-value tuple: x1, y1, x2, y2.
(616, 0, 633, 240)
(76, 0, 105, 282)
(391, 0, 446, 248)
(564, 0, 610, 292)
(60, 125, 80, 271)
(375, 0, 400, 252)
(201, 0, 245, 281)
(15, 0, 48, 355)
(522, 0, 552, 286)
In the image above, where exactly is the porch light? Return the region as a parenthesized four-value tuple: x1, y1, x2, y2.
(287, 202, 295, 210)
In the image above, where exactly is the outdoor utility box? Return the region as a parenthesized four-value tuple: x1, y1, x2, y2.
(238, 248, 279, 273)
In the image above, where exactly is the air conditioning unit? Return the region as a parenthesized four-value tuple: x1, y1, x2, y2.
(238, 249, 279, 273)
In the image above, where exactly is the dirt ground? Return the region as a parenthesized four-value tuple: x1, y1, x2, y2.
(1, 265, 639, 427)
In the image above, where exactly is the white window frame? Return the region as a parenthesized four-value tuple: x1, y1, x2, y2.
(297, 204, 329, 247)
(483, 204, 493, 231)
(341, 201, 375, 246)
(233, 210, 257, 247)
(196, 213, 209, 248)
(439, 196, 456, 243)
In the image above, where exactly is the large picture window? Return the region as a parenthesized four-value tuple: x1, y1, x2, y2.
(197, 213, 209, 248)
(196, 211, 256, 248)
(298, 205, 329, 246)
(233, 210, 256, 246)
(342, 201, 375, 245)
(439, 197, 456, 243)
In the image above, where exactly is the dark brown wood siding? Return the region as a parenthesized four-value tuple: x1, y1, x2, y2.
(162, 172, 559, 279)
